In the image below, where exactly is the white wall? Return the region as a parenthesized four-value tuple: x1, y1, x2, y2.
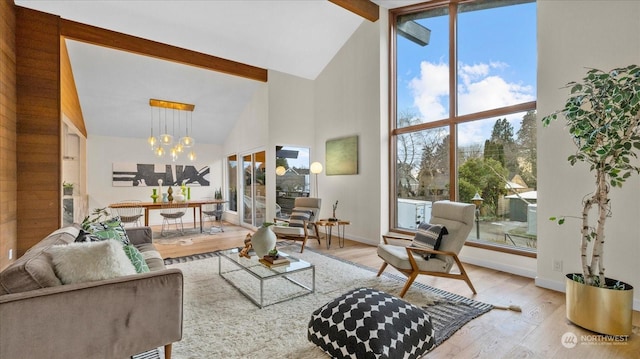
(536, 0, 640, 309)
(87, 135, 223, 225)
(221, 83, 269, 226)
(266, 70, 315, 221)
(313, 18, 383, 244)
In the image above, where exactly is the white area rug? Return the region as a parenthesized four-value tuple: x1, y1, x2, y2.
(160, 244, 490, 358)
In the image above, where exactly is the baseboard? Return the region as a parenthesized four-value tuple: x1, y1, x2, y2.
(459, 255, 537, 279)
(534, 276, 565, 293)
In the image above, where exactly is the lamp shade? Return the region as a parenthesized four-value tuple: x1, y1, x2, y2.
(310, 162, 323, 174)
(471, 192, 484, 206)
(275, 166, 287, 176)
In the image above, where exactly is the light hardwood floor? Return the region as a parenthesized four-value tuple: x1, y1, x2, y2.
(152, 222, 639, 359)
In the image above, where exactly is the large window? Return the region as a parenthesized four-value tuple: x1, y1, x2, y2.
(392, 0, 537, 254)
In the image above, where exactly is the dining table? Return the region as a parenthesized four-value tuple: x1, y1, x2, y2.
(109, 199, 226, 233)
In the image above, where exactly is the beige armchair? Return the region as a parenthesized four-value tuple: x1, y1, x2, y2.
(377, 200, 477, 297)
(272, 197, 321, 252)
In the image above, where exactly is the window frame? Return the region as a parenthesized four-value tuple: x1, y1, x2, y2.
(389, 0, 537, 257)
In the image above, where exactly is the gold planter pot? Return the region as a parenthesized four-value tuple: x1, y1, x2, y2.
(565, 274, 634, 335)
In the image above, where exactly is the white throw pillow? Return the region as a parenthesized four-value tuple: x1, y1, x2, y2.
(47, 239, 137, 284)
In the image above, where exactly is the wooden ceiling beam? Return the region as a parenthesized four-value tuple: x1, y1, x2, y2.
(329, 0, 379, 22)
(60, 18, 268, 82)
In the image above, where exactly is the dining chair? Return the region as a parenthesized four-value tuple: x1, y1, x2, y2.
(201, 198, 224, 233)
(110, 200, 144, 227)
(160, 201, 189, 237)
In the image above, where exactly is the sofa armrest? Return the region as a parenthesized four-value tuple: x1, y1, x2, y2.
(0, 269, 183, 359)
(126, 226, 153, 245)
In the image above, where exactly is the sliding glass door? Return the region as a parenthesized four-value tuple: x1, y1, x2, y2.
(240, 150, 266, 227)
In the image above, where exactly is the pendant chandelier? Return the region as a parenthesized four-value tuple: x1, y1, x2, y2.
(147, 98, 196, 162)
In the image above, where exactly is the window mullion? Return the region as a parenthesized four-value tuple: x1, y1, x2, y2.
(448, 2, 458, 201)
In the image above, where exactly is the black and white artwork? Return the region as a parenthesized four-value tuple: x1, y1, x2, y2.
(112, 163, 210, 187)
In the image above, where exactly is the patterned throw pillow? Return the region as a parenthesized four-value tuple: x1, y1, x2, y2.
(75, 229, 102, 243)
(81, 216, 131, 246)
(412, 222, 448, 260)
(123, 245, 150, 273)
(308, 288, 435, 359)
(289, 209, 312, 228)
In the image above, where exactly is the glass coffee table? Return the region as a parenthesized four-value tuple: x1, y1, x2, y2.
(218, 245, 315, 308)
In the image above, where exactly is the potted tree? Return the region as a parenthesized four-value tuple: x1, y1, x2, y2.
(542, 64, 640, 335)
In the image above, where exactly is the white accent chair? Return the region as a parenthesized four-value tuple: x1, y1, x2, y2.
(377, 200, 477, 297)
(272, 197, 321, 252)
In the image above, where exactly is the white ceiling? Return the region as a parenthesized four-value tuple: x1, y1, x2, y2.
(14, 0, 422, 144)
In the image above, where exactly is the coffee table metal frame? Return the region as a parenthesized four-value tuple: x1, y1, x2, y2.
(218, 247, 315, 308)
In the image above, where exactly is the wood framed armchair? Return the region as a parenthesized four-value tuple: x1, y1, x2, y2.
(272, 197, 321, 252)
(377, 200, 477, 297)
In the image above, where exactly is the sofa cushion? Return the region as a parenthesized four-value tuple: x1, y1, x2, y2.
(47, 239, 136, 284)
(308, 287, 435, 359)
(136, 243, 165, 271)
(0, 226, 80, 295)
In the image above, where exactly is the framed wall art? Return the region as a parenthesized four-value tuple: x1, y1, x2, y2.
(325, 135, 358, 175)
(112, 163, 210, 187)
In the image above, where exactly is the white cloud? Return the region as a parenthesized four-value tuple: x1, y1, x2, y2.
(408, 61, 450, 122)
(406, 60, 534, 145)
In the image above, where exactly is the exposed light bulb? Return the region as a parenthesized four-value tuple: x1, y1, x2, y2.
(160, 133, 173, 145)
(155, 146, 165, 157)
(180, 136, 194, 148)
(148, 135, 157, 148)
(188, 151, 196, 161)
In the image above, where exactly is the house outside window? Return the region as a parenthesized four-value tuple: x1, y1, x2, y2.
(391, 0, 537, 255)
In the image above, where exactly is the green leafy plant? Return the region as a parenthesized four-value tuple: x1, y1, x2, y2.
(62, 181, 74, 189)
(542, 64, 640, 288)
(81, 207, 110, 230)
(214, 187, 223, 200)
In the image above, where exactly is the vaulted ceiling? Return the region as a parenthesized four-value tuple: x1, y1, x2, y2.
(14, 0, 422, 144)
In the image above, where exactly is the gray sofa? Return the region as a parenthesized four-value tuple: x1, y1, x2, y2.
(0, 224, 183, 359)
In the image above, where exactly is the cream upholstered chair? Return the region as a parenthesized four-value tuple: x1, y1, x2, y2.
(110, 200, 143, 227)
(377, 200, 476, 297)
(160, 201, 189, 236)
(272, 197, 321, 252)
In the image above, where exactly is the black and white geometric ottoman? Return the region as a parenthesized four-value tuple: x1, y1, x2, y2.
(308, 288, 435, 358)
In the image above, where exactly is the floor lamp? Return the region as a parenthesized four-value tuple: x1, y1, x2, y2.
(310, 162, 323, 197)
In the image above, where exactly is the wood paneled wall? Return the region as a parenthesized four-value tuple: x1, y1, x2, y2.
(0, 0, 17, 270)
(15, 6, 61, 256)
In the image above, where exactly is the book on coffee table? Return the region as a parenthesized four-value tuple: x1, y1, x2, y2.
(260, 256, 290, 267)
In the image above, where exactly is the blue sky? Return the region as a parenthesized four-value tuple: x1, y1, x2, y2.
(396, 1, 536, 145)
